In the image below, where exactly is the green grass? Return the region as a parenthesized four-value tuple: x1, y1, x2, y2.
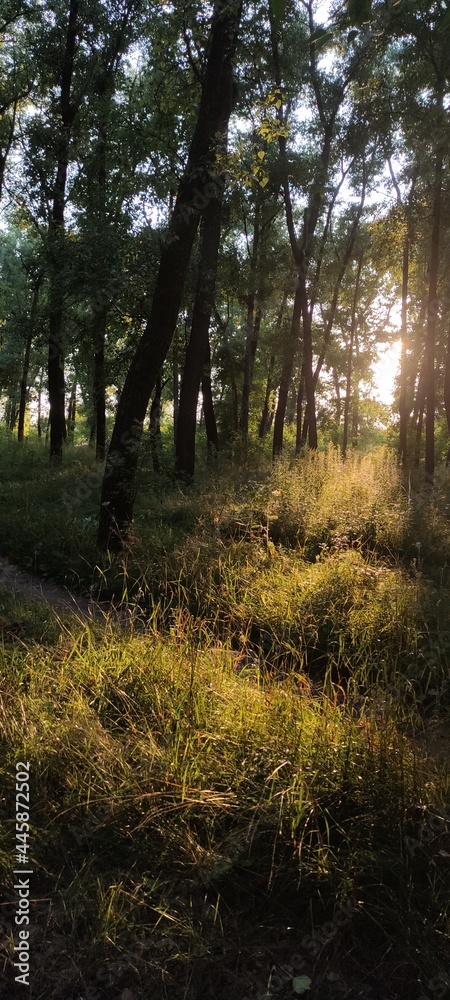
(0, 439, 450, 998)
(0, 607, 449, 999)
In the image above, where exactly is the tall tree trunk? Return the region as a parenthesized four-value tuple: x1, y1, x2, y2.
(342, 254, 363, 458)
(48, 0, 79, 461)
(18, 278, 41, 442)
(259, 292, 287, 439)
(424, 144, 444, 484)
(67, 384, 76, 441)
(301, 274, 318, 449)
(259, 354, 276, 438)
(201, 339, 219, 460)
(302, 164, 368, 443)
(272, 281, 303, 458)
(398, 238, 409, 465)
(240, 197, 261, 445)
(351, 330, 359, 449)
(241, 306, 262, 446)
(413, 365, 425, 467)
(150, 374, 162, 474)
(295, 365, 305, 455)
(37, 382, 42, 438)
(9, 399, 18, 432)
(89, 413, 96, 448)
(175, 188, 223, 479)
(98, 0, 242, 548)
(0, 99, 18, 205)
(172, 334, 179, 446)
(388, 160, 415, 466)
(93, 307, 107, 460)
(342, 339, 353, 459)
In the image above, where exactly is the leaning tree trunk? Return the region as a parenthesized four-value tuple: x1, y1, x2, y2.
(48, 0, 79, 461)
(98, 0, 242, 548)
(18, 278, 41, 442)
(424, 140, 444, 484)
(175, 187, 224, 479)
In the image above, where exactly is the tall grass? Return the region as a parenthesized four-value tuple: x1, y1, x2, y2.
(0, 610, 449, 999)
(1, 441, 450, 998)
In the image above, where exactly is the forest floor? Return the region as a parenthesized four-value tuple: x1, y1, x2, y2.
(0, 439, 450, 1000)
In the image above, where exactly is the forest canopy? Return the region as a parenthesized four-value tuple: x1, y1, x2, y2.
(1, 0, 450, 543)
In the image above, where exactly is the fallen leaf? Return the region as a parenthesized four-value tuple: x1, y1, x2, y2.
(293, 975, 312, 994)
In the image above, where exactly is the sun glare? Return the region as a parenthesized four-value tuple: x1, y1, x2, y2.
(372, 339, 402, 406)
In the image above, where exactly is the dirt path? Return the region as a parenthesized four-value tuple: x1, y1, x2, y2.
(0, 556, 95, 616)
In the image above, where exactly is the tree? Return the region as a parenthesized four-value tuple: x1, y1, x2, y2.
(98, 0, 243, 548)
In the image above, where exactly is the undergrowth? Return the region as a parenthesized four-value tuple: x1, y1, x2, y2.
(0, 442, 450, 998)
(0, 611, 449, 1000)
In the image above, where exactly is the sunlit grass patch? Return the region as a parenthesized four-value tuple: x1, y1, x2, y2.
(0, 618, 449, 997)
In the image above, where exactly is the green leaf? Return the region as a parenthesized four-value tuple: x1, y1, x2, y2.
(293, 976, 312, 994)
(271, 0, 288, 22)
(310, 27, 334, 50)
(347, 28, 359, 42)
(347, 0, 371, 26)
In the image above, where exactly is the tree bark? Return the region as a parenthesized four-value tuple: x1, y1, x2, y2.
(37, 381, 42, 438)
(201, 339, 219, 460)
(333, 368, 341, 427)
(150, 374, 162, 474)
(295, 365, 305, 455)
(424, 145, 444, 484)
(351, 330, 359, 449)
(93, 307, 107, 460)
(273, 280, 303, 458)
(240, 197, 261, 445)
(259, 354, 276, 439)
(175, 189, 223, 479)
(18, 278, 41, 442)
(388, 160, 416, 466)
(342, 254, 363, 458)
(67, 384, 76, 441)
(47, 0, 79, 461)
(98, 0, 242, 548)
(259, 291, 286, 439)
